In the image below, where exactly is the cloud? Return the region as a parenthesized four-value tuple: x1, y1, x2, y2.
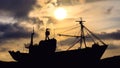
(0, 23, 38, 42)
(0, 0, 37, 18)
(58, 30, 120, 46)
(107, 44, 120, 49)
(97, 30, 120, 40)
(0, 48, 7, 52)
(108, 17, 120, 23)
(0, 0, 55, 45)
(19, 17, 44, 29)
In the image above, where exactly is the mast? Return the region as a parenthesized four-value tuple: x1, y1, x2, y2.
(58, 18, 87, 49)
(58, 17, 107, 50)
(76, 18, 86, 48)
(30, 27, 34, 47)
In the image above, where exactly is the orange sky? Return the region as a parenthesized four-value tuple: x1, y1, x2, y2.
(0, 0, 120, 61)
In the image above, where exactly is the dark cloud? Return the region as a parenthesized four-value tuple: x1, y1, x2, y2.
(97, 30, 120, 40)
(0, 0, 43, 44)
(107, 44, 120, 50)
(0, 0, 37, 17)
(19, 17, 44, 30)
(58, 30, 120, 46)
(0, 23, 38, 41)
(0, 48, 7, 52)
(60, 30, 120, 43)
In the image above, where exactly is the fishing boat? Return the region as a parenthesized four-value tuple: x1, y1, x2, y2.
(9, 18, 108, 65)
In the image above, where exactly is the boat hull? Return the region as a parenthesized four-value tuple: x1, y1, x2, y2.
(9, 45, 108, 64)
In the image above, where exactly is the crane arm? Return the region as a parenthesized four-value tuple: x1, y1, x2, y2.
(58, 34, 80, 38)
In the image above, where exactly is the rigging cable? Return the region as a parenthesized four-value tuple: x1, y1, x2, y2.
(84, 26, 106, 45)
(57, 25, 80, 34)
(67, 37, 81, 50)
(85, 30, 96, 44)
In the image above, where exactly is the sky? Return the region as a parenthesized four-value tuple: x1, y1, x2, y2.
(0, 0, 120, 61)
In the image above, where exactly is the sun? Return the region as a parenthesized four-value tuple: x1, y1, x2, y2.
(54, 7, 67, 20)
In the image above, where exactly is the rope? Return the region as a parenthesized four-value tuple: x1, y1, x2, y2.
(57, 25, 80, 34)
(67, 38, 81, 50)
(55, 24, 78, 30)
(84, 26, 106, 45)
(86, 30, 96, 43)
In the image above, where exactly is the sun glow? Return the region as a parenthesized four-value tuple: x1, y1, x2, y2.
(54, 7, 67, 20)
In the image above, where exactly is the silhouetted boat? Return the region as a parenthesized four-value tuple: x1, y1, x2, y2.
(8, 18, 108, 65)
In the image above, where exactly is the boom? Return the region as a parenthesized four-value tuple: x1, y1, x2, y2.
(58, 34, 80, 38)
